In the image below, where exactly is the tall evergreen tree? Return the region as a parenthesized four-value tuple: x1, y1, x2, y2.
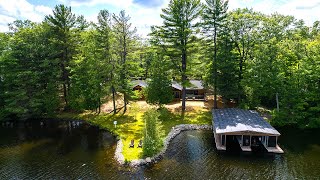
(227, 8, 261, 104)
(70, 29, 109, 113)
(96, 9, 116, 114)
(45, 4, 83, 109)
(157, 0, 202, 112)
(1, 22, 60, 120)
(202, 0, 228, 109)
(112, 10, 137, 113)
(146, 53, 173, 107)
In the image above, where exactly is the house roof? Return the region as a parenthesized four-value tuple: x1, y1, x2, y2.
(188, 80, 204, 90)
(172, 81, 183, 90)
(172, 80, 204, 91)
(131, 80, 147, 88)
(131, 80, 204, 91)
(212, 108, 280, 136)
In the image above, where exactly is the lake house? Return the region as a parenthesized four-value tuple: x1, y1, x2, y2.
(172, 80, 205, 100)
(131, 80, 205, 100)
(212, 108, 284, 153)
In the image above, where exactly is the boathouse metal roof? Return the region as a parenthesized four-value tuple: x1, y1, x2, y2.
(212, 108, 280, 135)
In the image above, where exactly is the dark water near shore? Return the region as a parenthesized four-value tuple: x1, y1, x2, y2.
(0, 120, 320, 179)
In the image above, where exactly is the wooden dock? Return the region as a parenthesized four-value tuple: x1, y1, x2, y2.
(264, 145, 284, 154)
(214, 133, 226, 150)
(235, 136, 252, 151)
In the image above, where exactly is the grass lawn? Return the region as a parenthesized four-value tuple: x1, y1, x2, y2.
(57, 101, 212, 161)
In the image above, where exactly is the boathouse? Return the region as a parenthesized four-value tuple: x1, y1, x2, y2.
(212, 108, 284, 153)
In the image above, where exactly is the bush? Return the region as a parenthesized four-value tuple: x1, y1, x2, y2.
(143, 109, 164, 157)
(130, 90, 144, 100)
(158, 107, 172, 121)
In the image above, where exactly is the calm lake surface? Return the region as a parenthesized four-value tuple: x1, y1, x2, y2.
(0, 120, 320, 179)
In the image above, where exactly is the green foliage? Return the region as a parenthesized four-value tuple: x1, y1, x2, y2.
(0, 1, 319, 129)
(145, 54, 173, 106)
(69, 30, 110, 112)
(112, 10, 137, 112)
(131, 90, 144, 100)
(45, 4, 86, 109)
(153, 0, 202, 111)
(143, 109, 164, 157)
(202, 0, 231, 107)
(0, 22, 60, 120)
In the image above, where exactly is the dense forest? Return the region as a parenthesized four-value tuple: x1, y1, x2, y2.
(0, 0, 319, 128)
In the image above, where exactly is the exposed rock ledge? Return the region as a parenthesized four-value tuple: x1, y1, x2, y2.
(114, 124, 212, 167)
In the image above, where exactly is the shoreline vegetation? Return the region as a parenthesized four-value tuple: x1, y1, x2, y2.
(2, 98, 317, 165)
(56, 100, 212, 162)
(42, 98, 316, 163)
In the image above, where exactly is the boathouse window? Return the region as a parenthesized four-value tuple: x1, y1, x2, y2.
(221, 135, 225, 146)
(268, 136, 277, 147)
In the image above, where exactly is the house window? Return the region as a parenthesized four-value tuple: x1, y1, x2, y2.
(174, 91, 180, 98)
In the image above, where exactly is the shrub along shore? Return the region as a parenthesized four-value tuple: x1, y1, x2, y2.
(116, 124, 212, 167)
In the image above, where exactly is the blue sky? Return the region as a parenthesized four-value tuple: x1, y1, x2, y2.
(1, 0, 320, 37)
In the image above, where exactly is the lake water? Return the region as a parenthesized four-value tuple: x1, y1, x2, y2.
(0, 120, 319, 179)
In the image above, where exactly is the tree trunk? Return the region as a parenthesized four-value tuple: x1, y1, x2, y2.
(123, 93, 127, 113)
(62, 44, 69, 109)
(98, 98, 101, 114)
(61, 59, 68, 109)
(181, 52, 187, 112)
(63, 82, 68, 107)
(112, 85, 116, 114)
(123, 33, 128, 113)
(213, 25, 218, 109)
(238, 57, 243, 103)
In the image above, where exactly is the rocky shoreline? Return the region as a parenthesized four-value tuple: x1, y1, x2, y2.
(114, 124, 212, 167)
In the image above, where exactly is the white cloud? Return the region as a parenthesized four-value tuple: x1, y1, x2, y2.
(0, 0, 52, 32)
(70, 0, 133, 8)
(0, 24, 9, 32)
(1, 0, 319, 35)
(127, 2, 167, 38)
(0, 15, 16, 24)
(276, 0, 320, 26)
(35, 5, 53, 15)
(227, 0, 320, 26)
(72, 0, 169, 38)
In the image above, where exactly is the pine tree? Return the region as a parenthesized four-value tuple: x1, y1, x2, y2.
(157, 0, 202, 112)
(96, 10, 115, 114)
(112, 10, 137, 113)
(146, 53, 173, 107)
(202, 0, 228, 109)
(45, 4, 85, 109)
